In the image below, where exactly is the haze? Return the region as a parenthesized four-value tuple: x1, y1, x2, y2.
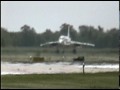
(1, 1, 119, 33)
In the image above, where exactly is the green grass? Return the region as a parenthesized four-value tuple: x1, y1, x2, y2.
(1, 72, 119, 89)
(1, 47, 118, 63)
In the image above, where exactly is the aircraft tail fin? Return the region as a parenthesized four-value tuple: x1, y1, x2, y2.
(68, 26, 70, 38)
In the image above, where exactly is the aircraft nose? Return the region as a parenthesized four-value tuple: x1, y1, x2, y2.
(59, 39, 63, 43)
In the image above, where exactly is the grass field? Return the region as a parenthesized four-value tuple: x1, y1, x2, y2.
(1, 72, 119, 89)
(1, 48, 119, 89)
(1, 47, 119, 63)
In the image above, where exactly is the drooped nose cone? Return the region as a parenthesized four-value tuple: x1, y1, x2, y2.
(59, 39, 63, 43)
(58, 36, 64, 43)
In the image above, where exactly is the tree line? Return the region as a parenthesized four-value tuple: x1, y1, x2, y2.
(1, 23, 119, 48)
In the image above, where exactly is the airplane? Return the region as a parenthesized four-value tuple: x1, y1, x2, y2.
(40, 26, 95, 47)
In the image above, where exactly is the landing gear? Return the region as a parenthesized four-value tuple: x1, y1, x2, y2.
(55, 46, 77, 54)
(56, 47, 60, 54)
(72, 47, 77, 54)
(62, 45, 65, 54)
(62, 50, 65, 54)
(55, 45, 65, 54)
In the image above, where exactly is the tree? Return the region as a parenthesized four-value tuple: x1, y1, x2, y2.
(42, 29, 54, 42)
(78, 25, 95, 43)
(1, 24, 119, 48)
(1, 27, 13, 47)
(20, 25, 36, 47)
(105, 28, 119, 48)
(60, 23, 70, 35)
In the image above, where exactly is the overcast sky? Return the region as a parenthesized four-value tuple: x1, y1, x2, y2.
(1, 1, 119, 33)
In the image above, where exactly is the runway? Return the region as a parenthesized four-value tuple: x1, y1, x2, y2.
(1, 61, 119, 75)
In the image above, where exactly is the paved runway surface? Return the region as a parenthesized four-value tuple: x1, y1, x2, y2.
(1, 61, 119, 75)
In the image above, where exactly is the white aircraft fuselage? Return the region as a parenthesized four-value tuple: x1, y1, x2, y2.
(58, 35, 71, 45)
(58, 26, 71, 45)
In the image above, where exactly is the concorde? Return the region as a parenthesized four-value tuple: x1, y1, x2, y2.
(40, 26, 95, 47)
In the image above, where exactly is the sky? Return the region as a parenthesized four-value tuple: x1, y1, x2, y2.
(1, 1, 119, 33)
